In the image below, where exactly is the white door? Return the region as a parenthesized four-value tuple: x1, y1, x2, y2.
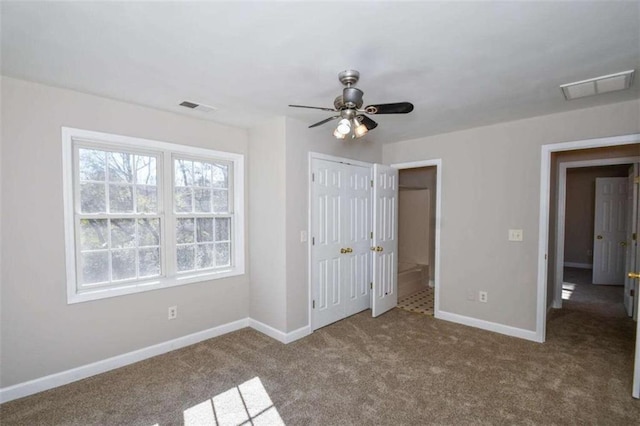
(343, 165, 372, 317)
(593, 177, 628, 285)
(624, 165, 639, 316)
(311, 159, 372, 330)
(631, 173, 640, 399)
(372, 164, 398, 317)
(311, 159, 346, 329)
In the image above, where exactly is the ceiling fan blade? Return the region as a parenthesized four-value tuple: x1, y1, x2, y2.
(309, 115, 340, 128)
(364, 102, 414, 114)
(358, 115, 378, 130)
(289, 104, 337, 112)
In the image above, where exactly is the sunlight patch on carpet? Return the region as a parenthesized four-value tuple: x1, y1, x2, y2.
(183, 377, 284, 426)
(562, 283, 576, 300)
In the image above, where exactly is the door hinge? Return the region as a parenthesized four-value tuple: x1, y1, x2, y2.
(312, 173, 315, 182)
(312, 300, 315, 309)
(370, 282, 373, 290)
(631, 289, 635, 297)
(370, 179, 373, 188)
(312, 237, 315, 245)
(370, 231, 373, 239)
(633, 233, 637, 241)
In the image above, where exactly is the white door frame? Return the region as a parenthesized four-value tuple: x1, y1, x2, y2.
(390, 159, 442, 318)
(537, 133, 640, 343)
(307, 152, 373, 331)
(553, 156, 640, 309)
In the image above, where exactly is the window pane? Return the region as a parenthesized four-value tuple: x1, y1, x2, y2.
(80, 183, 106, 213)
(215, 243, 231, 267)
(194, 188, 212, 213)
(138, 218, 160, 246)
(80, 219, 108, 250)
(79, 149, 106, 181)
(196, 218, 214, 242)
(174, 187, 193, 213)
(197, 244, 214, 269)
(176, 218, 195, 244)
(139, 247, 160, 277)
(111, 219, 136, 248)
(194, 162, 211, 186)
(212, 189, 229, 213)
(175, 159, 193, 186)
(215, 218, 230, 242)
(135, 155, 156, 185)
(108, 152, 134, 183)
(212, 164, 228, 188)
(81, 251, 109, 284)
(112, 249, 136, 280)
(109, 184, 134, 213)
(177, 245, 195, 271)
(137, 185, 158, 213)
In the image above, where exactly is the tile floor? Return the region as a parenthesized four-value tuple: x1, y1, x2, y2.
(397, 286, 434, 316)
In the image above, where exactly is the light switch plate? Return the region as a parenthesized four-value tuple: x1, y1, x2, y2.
(508, 229, 523, 241)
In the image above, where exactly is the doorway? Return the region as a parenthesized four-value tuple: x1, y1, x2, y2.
(538, 135, 640, 399)
(559, 164, 633, 321)
(553, 157, 639, 311)
(395, 166, 437, 316)
(391, 159, 442, 318)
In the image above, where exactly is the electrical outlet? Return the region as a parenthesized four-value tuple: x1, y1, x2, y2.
(168, 306, 177, 320)
(508, 229, 523, 241)
(479, 291, 488, 303)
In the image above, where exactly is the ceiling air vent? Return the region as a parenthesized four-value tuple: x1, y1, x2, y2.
(560, 70, 635, 100)
(179, 100, 216, 113)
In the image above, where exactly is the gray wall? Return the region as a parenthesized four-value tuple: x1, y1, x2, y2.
(248, 118, 287, 331)
(383, 99, 640, 332)
(0, 77, 251, 387)
(564, 165, 630, 266)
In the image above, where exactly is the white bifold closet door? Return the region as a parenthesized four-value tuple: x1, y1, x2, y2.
(311, 158, 398, 330)
(311, 159, 372, 330)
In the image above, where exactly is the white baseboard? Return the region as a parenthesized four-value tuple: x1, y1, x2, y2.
(247, 319, 311, 344)
(283, 325, 312, 344)
(248, 318, 287, 342)
(564, 262, 593, 269)
(436, 310, 539, 342)
(0, 317, 313, 404)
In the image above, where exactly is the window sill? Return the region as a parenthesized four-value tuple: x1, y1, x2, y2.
(67, 267, 245, 304)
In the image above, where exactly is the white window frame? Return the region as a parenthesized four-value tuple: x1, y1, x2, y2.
(62, 127, 245, 304)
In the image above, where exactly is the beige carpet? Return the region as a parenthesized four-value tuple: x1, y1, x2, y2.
(2, 280, 639, 425)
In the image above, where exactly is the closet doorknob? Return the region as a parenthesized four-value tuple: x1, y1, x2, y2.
(629, 272, 640, 279)
(375, 246, 383, 252)
(345, 248, 353, 253)
(340, 248, 347, 254)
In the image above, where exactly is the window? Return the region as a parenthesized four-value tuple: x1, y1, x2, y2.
(63, 128, 244, 303)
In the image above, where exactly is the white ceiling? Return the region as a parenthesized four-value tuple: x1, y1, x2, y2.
(2, 1, 639, 144)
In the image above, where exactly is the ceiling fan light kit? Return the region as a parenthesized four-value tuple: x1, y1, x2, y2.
(289, 69, 414, 140)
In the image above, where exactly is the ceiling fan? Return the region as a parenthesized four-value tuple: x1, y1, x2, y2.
(289, 70, 414, 139)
